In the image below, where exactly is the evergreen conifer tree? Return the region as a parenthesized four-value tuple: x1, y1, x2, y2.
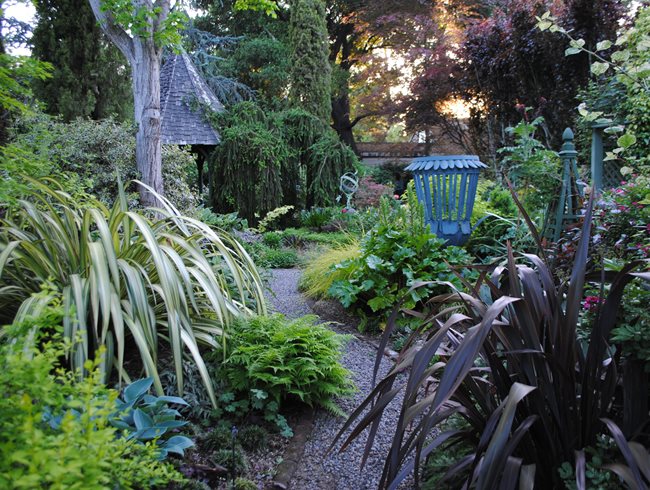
(32, 0, 131, 121)
(288, 0, 331, 123)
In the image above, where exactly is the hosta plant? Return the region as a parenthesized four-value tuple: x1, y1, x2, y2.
(334, 197, 650, 489)
(0, 178, 266, 406)
(110, 377, 193, 460)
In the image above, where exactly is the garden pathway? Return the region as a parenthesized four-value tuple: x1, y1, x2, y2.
(267, 269, 411, 490)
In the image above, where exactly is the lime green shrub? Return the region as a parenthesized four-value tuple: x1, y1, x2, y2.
(222, 314, 354, 415)
(0, 309, 182, 489)
(0, 179, 266, 405)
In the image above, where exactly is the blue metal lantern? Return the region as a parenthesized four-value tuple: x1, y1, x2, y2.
(405, 155, 487, 246)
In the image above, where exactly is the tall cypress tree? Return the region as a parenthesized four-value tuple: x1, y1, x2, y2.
(288, 0, 331, 123)
(32, 0, 131, 121)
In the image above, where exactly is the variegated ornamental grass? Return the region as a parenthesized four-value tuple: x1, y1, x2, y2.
(0, 178, 266, 406)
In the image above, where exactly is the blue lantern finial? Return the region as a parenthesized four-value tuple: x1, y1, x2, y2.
(405, 155, 487, 246)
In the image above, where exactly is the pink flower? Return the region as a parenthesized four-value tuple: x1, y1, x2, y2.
(393, 194, 400, 199)
(583, 295, 603, 312)
(342, 208, 348, 213)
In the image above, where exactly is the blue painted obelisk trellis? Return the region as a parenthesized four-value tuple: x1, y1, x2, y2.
(544, 128, 585, 243)
(406, 155, 487, 246)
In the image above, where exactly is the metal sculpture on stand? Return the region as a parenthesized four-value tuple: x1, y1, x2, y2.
(339, 172, 359, 212)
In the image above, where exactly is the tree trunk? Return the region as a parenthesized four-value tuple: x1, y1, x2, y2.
(331, 91, 358, 155)
(87, 0, 167, 207)
(132, 41, 163, 206)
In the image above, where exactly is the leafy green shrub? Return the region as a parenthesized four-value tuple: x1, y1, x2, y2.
(196, 207, 248, 232)
(300, 207, 334, 230)
(467, 181, 536, 260)
(0, 308, 183, 488)
(0, 179, 266, 405)
(3, 113, 198, 212)
(498, 116, 560, 214)
(257, 205, 295, 232)
(222, 314, 354, 415)
(244, 242, 299, 268)
(238, 425, 269, 452)
(299, 240, 361, 299)
(262, 231, 283, 248)
(329, 195, 473, 327)
(279, 227, 350, 248)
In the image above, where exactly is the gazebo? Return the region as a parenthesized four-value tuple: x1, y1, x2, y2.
(160, 53, 224, 194)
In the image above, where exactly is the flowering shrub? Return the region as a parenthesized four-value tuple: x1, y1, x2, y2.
(353, 175, 393, 209)
(580, 174, 650, 366)
(593, 174, 650, 261)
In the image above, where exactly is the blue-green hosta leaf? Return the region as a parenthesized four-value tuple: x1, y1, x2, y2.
(163, 435, 194, 456)
(142, 394, 158, 404)
(110, 419, 131, 430)
(129, 426, 168, 441)
(133, 409, 154, 430)
(156, 395, 189, 406)
(156, 420, 188, 429)
(124, 378, 153, 403)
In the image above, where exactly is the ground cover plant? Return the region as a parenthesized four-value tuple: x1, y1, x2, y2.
(334, 198, 650, 489)
(0, 178, 266, 405)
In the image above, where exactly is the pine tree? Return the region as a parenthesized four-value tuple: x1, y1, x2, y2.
(288, 0, 331, 123)
(32, 0, 131, 121)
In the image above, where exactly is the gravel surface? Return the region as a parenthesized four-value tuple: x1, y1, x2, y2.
(267, 269, 413, 490)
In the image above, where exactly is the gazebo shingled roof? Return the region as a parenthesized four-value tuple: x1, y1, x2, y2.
(160, 54, 224, 146)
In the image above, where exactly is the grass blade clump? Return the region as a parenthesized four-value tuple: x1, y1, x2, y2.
(0, 177, 266, 405)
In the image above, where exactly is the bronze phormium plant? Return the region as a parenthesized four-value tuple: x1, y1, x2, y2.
(0, 178, 266, 406)
(334, 197, 650, 489)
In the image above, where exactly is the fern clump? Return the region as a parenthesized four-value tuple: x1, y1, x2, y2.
(222, 314, 355, 415)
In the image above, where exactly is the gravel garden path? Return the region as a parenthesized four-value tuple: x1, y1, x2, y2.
(266, 269, 411, 490)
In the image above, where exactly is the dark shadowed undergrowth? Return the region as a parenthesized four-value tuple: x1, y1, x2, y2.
(334, 195, 650, 489)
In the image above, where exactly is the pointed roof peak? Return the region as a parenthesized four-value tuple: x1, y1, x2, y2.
(160, 54, 224, 146)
